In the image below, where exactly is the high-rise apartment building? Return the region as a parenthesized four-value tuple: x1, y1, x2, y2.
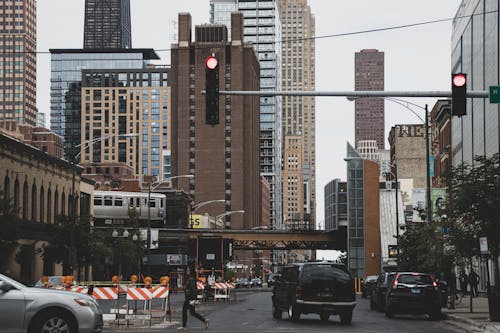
(451, 0, 499, 164)
(324, 179, 347, 232)
(354, 49, 384, 149)
(171, 13, 261, 230)
(0, 0, 37, 126)
(279, 0, 316, 229)
(79, 68, 170, 185)
(84, 0, 132, 49)
(210, 0, 283, 229)
(49, 48, 160, 160)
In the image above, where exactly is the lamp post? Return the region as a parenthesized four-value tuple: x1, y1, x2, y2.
(112, 228, 139, 278)
(215, 210, 245, 229)
(69, 133, 138, 276)
(145, 174, 194, 274)
(347, 97, 432, 223)
(190, 199, 225, 228)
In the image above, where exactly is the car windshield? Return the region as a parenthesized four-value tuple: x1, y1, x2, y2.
(34, 276, 63, 287)
(301, 264, 350, 283)
(366, 275, 378, 282)
(398, 274, 433, 285)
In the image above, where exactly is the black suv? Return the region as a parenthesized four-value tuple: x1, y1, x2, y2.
(385, 272, 441, 320)
(370, 272, 397, 311)
(271, 262, 356, 324)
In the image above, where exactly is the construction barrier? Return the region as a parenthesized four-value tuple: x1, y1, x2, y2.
(92, 287, 119, 300)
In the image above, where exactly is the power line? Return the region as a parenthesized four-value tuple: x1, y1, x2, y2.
(3, 8, 497, 55)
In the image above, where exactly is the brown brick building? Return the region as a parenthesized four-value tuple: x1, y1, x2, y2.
(170, 13, 261, 229)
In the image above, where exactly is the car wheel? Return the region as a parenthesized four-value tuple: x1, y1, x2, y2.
(30, 310, 76, 333)
(320, 312, 329, 322)
(339, 310, 352, 325)
(385, 306, 395, 319)
(288, 304, 300, 321)
(272, 304, 282, 319)
(370, 298, 376, 311)
(429, 308, 442, 321)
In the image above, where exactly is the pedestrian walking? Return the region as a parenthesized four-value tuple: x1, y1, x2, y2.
(469, 269, 480, 298)
(178, 269, 209, 330)
(459, 270, 468, 296)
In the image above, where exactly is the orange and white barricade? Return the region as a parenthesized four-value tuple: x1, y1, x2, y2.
(92, 287, 119, 300)
(70, 286, 89, 294)
(126, 287, 152, 301)
(196, 281, 205, 300)
(211, 282, 230, 301)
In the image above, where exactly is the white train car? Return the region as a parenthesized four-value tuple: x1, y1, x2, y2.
(93, 190, 166, 226)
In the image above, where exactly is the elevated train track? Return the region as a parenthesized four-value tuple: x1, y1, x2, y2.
(158, 228, 346, 251)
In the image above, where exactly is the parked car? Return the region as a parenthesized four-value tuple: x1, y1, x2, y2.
(236, 278, 250, 288)
(0, 273, 103, 333)
(370, 271, 397, 311)
(272, 262, 356, 324)
(267, 274, 281, 287)
(33, 275, 77, 288)
(361, 275, 378, 298)
(384, 272, 441, 320)
(251, 278, 263, 288)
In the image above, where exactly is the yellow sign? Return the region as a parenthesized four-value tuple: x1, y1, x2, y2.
(190, 214, 202, 228)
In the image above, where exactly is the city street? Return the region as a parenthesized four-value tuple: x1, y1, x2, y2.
(103, 289, 463, 333)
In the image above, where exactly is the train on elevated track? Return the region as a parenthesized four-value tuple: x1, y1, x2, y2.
(93, 190, 166, 227)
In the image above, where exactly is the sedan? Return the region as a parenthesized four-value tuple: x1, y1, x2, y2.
(0, 273, 103, 333)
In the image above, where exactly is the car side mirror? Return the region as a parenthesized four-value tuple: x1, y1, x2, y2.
(0, 281, 12, 292)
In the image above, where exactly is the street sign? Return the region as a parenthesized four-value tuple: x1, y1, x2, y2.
(490, 86, 500, 103)
(479, 237, 489, 254)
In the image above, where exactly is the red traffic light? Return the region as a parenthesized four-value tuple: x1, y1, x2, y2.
(453, 73, 466, 87)
(205, 55, 218, 70)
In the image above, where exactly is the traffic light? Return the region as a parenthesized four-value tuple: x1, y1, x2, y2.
(452, 73, 467, 117)
(205, 54, 219, 125)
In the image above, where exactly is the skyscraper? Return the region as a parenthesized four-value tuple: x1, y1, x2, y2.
(451, 1, 499, 165)
(354, 49, 385, 149)
(0, 0, 37, 126)
(210, 0, 283, 229)
(279, 0, 316, 229)
(171, 12, 261, 230)
(84, 0, 132, 49)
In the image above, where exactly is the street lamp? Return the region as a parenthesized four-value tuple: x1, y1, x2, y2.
(190, 199, 225, 228)
(112, 228, 139, 278)
(215, 210, 245, 229)
(347, 97, 432, 223)
(69, 133, 138, 276)
(145, 174, 194, 274)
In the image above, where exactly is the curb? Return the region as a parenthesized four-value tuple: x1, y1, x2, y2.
(444, 313, 500, 333)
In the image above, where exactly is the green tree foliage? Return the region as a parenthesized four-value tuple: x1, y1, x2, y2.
(397, 221, 452, 274)
(0, 190, 20, 270)
(447, 154, 500, 284)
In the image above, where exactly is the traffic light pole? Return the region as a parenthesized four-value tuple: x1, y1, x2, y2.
(216, 90, 488, 98)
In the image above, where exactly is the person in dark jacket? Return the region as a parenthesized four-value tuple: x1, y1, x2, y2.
(178, 269, 209, 330)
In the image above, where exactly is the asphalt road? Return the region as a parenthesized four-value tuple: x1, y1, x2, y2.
(104, 289, 465, 333)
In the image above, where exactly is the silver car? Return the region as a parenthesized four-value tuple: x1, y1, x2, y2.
(0, 273, 103, 333)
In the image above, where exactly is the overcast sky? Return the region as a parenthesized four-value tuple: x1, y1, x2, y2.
(37, 1, 462, 249)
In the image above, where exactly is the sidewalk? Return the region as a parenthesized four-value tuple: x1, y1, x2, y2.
(443, 295, 500, 333)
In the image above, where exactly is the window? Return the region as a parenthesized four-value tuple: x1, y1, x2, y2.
(94, 196, 103, 206)
(104, 196, 113, 206)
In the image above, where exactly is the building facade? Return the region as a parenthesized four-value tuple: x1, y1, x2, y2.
(279, 0, 316, 230)
(451, 0, 500, 165)
(49, 48, 160, 160)
(210, 0, 283, 229)
(84, 0, 132, 49)
(0, 131, 88, 283)
(430, 99, 452, 188)
(79, 67, 170, 184)
(345, 142, 381, 278)
(354, 49, 385, 149)
(171, 13, 261, 229)
(0, 0, 37, 126)
(324, 178, 347, 232)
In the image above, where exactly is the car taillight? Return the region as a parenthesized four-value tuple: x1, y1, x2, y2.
(392, 274, 400, 289)
(296, 286, 302, 297)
